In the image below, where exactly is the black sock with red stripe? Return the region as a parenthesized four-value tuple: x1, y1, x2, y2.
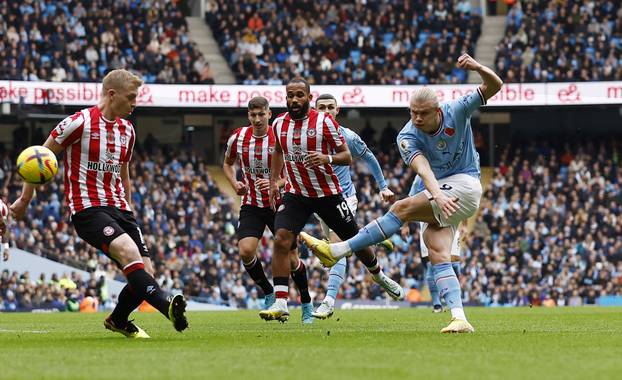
(243, 257, 274, 296)
(290, 261, 311, 304)
(123, 262, 170, 318)
(362, 256, 381, 275)
(110, 284, 143, 327)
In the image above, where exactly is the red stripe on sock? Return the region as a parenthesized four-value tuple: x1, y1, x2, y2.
(275, 291, 288, 299)
(123, 262, 145, 276)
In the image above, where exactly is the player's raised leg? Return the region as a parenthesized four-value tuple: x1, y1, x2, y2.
(105, 256, 157, 338)
(108, 234, 188, 332)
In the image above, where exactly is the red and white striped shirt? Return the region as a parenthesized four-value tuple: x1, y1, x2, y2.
(225, 126, 275, 208)
(272, 109, 344, 198)
(50, 106, 135, 215)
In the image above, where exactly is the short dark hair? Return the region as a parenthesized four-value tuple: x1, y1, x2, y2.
(286, 77, 310, 93)
(248, 96, 269, 110)
(316, 93, 337, 106)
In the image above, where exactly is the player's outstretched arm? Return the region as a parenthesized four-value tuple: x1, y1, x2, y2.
(360, 148, 394, 202)
(10, 136, 64, 220)
(410, 154, 459, 220)
(457, 53, 503, 101)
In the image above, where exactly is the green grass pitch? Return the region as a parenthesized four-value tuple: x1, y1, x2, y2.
(1, 307, 620, 380)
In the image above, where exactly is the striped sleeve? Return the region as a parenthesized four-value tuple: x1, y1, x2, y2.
(124, 122, 136, 162)
(224, 129, 239, 161)
(322, 114, 344, 149)
(50, 112, 84, 148)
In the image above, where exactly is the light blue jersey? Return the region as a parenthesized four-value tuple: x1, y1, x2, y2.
(334, 126, 387, 197)
(398, 89, 484, 194)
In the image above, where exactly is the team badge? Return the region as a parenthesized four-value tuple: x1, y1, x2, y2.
(436, 139, 447, 150)
(307, 128, 316, 137)
(444, 127, 455, 137)
(103, 226, 115, 236)
(399, 139, 410, 154)
(120, 135, 128, 145)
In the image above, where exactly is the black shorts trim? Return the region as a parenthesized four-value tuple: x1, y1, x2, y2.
(236, 205, 275, 240)
(71, 206, 149, 264)
(236, 205, 297, 249)
(274, 193, 360, 241)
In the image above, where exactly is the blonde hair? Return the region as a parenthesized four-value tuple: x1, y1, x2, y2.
(102, 69, 143, 94)
(410, 87, 439, 108)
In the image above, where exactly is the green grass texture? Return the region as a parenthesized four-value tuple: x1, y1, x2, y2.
(1, 307, 620, 380)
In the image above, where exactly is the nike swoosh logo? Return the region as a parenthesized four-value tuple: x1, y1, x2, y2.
(386, 286, 401, 298)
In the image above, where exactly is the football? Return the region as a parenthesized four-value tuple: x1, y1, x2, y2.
(16, 145, 58, 184)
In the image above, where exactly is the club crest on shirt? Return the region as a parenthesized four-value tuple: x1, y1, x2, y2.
(436, 139, 447, 151)
(399, 139, 410, 154)
(444, 127, 455, 137)
(120, 135, 128, 145)
(307, 128, 316, 138)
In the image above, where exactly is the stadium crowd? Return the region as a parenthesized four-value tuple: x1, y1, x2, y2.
(1, 130, 621, 311)
(205, 0, 481, 85)
(0, 0, 214, 84)
(495, 0, 622, 82)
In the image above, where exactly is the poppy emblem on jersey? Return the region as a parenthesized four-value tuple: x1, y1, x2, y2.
(436, 140, 447, 151)
(307, 128, 316, 137)
(55, 118, 70, 135)
(103, 226, 115, 236)
(444, 127, 455, 137)
(293, 130, 301, 139)
(399, 139, 410, 154)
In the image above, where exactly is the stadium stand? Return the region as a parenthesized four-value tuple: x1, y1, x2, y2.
(3, 127, 620, 309)
(495, 0, 622, 82)
(0, 0, 214, 84)
(205, 0, 482, 84)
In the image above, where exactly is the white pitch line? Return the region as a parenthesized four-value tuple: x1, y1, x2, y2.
(0, 329, 50, 334)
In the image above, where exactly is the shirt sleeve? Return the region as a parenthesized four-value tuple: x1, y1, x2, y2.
(124, 122, 135, 162)
(361, 149, 388, 190)
(224, 129, 239, 161)
(322, 114, 345, 149)
(50, 112, 84, 148)
(344, 128, 367, 158)
(453, 87, 486, 119)
(397, 132, 424, 167)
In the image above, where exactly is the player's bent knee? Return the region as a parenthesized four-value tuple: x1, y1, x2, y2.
(108, 234, 142, 267)
(274, 230, 294, 254)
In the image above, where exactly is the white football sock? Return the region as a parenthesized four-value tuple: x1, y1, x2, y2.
(331, 241, 352, 259)
(450, 307, 466, 321)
